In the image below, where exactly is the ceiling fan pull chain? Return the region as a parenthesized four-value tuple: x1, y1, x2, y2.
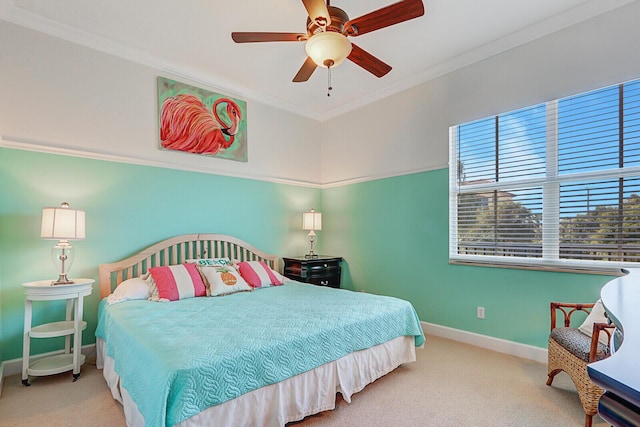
(327, 65, 333, 97)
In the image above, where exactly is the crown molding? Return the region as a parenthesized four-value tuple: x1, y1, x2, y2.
(305, 0, 637, 122)
(2, 0, 634, 123)
(0, 1, 322, 121)
(1, 137, 447, 189)
(321, 164, 448, 189)
(0, 136, 323, 189)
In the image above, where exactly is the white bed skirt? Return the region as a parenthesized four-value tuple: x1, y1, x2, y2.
(97, 336, 416, 427)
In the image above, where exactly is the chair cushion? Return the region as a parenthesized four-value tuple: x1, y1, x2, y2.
(550, 327, 609, 362)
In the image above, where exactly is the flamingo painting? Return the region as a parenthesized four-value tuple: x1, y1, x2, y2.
(157, 77, 247, 161)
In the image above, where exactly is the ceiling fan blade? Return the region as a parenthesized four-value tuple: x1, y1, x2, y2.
(301, 0, 331, 27)
(347, 43, 392, 78)
(231, 32, 307, 43)
(293, 57, 318, 82)
(344, 0, 424, 37)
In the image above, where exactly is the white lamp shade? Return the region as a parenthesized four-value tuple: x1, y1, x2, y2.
(303, 210, 322, 231)
(41, 205, 86, 240)
(305, 32, 352, 68)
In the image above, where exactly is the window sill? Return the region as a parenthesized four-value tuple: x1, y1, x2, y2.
(449, 259, 626, 276)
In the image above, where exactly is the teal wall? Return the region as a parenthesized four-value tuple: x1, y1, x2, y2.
(0, 148, 321, 362)
(0, 149, 616, 364)
(322, 169, 614, 349)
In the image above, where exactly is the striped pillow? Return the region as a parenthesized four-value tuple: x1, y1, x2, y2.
(149, 264, 207, 301)
(237, 261, 283, 288)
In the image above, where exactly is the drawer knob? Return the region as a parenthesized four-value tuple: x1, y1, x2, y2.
(323, 264, 328, 267)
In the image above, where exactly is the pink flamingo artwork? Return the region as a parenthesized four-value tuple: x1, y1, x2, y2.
(160, 94, 242, 156)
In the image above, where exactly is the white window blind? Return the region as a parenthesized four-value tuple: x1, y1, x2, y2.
(449, 78, 640, 271)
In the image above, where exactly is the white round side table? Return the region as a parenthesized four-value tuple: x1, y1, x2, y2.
(21, 279, 94, 386)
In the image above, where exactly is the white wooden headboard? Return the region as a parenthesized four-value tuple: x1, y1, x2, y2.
(99, 233, 280, 298)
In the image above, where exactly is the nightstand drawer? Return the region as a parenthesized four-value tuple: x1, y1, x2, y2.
(306, 261, 340, 276)
(283, 256, 343, 289)
(307, 276, 341, 288)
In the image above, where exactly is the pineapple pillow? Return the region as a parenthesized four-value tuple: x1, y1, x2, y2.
(197, 265, 252, 296)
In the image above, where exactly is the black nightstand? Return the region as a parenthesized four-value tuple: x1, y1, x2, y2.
(283, 256, 343, 288)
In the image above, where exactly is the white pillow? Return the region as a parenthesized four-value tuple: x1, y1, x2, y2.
(107, 277, 150, 305)
(578, 299, 610, 346)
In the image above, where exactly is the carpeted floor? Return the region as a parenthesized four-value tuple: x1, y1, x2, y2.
(0, 336, 607, 426)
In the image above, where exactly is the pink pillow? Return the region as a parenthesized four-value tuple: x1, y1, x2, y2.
(237, 261, 283, 288)
(149, 264, 207, 301)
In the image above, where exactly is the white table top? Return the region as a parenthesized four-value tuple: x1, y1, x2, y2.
(22, 278, 94, 299)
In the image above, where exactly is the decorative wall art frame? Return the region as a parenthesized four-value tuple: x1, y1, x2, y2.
(157, 77, 247, 162)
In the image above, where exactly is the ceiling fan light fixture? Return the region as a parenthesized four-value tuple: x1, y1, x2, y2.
(305, 31, 352, 68)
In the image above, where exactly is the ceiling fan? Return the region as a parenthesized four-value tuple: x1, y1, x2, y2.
(231, 0, 425, 84)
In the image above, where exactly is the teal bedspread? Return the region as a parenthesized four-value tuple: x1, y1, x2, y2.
(96, 282, 425, 427)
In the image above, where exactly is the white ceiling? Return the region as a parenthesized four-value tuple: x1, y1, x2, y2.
(1, 0, 635, 121)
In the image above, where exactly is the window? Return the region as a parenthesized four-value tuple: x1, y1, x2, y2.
(449, 78, 640, 271)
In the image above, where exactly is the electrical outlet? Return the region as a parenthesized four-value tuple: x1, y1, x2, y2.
(477, 306, 485, 319)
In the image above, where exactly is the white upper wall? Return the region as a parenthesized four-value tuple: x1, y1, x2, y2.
(320, 1, 640, 186)
(0, 21, 323, 186)
(2, 1, 640, 188)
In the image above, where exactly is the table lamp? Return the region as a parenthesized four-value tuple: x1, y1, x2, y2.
(40, 202, 85, 285)
(303, 209, 322, 259)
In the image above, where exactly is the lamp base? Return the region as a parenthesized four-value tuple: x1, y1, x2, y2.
(306, 230, 319, 260)
(50, 243, 75, 285)
(51, 274, 75, 286)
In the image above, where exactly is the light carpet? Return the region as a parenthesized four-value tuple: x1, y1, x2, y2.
(0, 336, 607, 426)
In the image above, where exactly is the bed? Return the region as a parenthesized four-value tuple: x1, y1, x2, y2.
(95, 234, 425, 427)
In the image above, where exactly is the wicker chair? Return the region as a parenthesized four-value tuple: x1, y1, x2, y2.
(546, 302, 614, 427)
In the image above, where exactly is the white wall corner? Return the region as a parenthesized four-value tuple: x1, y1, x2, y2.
(422, 321, 548, 364)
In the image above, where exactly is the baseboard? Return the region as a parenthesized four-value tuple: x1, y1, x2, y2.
(422, 321, 548, 364)
(0, 344, 96, 379)
(0, 362, 4, 398)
